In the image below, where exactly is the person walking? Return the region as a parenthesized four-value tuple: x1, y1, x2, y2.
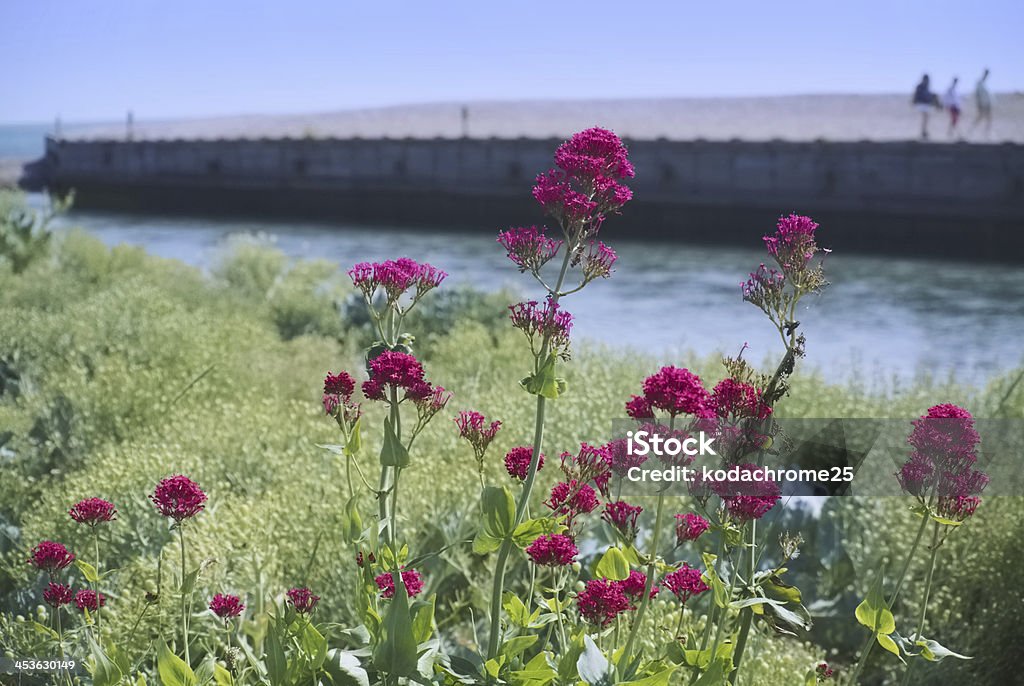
(912, 74, 938, 140)
(942, 77, 963, 139)
(971, 68, 993, 139)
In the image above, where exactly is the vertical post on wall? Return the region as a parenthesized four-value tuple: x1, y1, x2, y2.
(461, 105, 469, 138)
(126, 110, 134, 141)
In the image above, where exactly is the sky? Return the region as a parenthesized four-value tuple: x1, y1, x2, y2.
(2, 0, 1021, 124)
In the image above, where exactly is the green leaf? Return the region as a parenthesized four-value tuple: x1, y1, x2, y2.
(157, 641, 197, 686)
(701, 554, 730, 610)
(87, 636, 124, 686)
(690, 658, 727, 686)
(512, 517, 557, 548)
(914, 636, 972, 661)
(179, 566, 200, 595)
(76, 559, 100, 583)
(380, 417, 410, 467)
(521, 354, 562, 399)
(501, 635, 539, 660)
(300, 621, 329, 670)
(510, 650, 558, 686)
(265, 622, 288, 685)
(481, 486, 516, 539)
(594, 547, 630, 581)
(343, 496, 363, 544)
(345, 417, 363, 456)
(30, 620, 58, 639)
(503, 593, 542, 628)
(763, 575, 802, 604)
(557, 632, 586, 683)
(576, 635, 614, 686)
(929, 513, 964, 527)
(877, 632, 901, 658)
(411, 596, 436, 644)
(620, 667, 677, 686)
(372, 572, 420, 677)
(213, 663, 234, 686)
(472, 531, 502, 555)
(855, 569, 895, 635)
(324, 650, 370, 686)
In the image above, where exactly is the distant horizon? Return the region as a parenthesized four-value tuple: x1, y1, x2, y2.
(3, 89, 1022, 128)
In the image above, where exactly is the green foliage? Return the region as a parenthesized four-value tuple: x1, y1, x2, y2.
(0, 189, 70, 274)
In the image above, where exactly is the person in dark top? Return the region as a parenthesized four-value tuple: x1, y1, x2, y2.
(912, 74, 938, 140)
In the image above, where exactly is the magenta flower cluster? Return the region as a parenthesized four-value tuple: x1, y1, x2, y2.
(711, 378, 772, 421)
(581, 241, 617, 281)
(602, 500, 643, 542)
(559, 442, 612, 496)
(605, 437, 649, 476)
(43, 582, 74, 608)
(209, 593, 245, 619)
(68, 498, 117, 526)
(663, 563, 710, 603)
(525, 533, 578, 567)
(742, 263, 786, 310)
(323, 370, 361, 421)
(712, 464, 782, 521)
(617, 570, 659, 602)
(509, 298, 573, 354)
(75, 589, 106, 612)
(286, 586, 321, 614)
(455, 410, 502, 459)
(576, 578, 632, 626)
(375, 569, 424, 599)
(28, 541, 75, 574)
(504, 446, 544, 481)
(363, 351, 433, 402)
(898, 404, 988, 520)
(546, 480, 600, 521)
(627, 366, 711, 419)
(674, 512, 710, 544)
(348, 257, 447, 305)
(764, 213, 821, 275)
(497, 226, 563, 274)
(150, 475, 208, 522)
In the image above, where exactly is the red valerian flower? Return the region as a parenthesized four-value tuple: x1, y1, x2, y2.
(286, 587, 321, 614)
(602, 501, 642, 542)
(75, 589, 107, 612)
(348, 258, 447, 304)
(209, 594, 245, 618)
(68, 498, 117, 526)
(28, 541, 75, 573)
(674, 512, 710, 544)
(504, 446, 544, 481)
(711, 378, 772, 421)
(640, 366, 711, 418)
(663, 563, 710, 603)
(151, 475, 207, 521)
(577, 578, 631, 626)
(322, 370, 361, 420)
(43, 582, 74, 608)
(545, 480, 599, 519)
(763, 214, 820, 275)
(362, 351, 432, 402)
(509, 298, 573, 355)
(497, 226, 563, 273)
(375, 569, 424, 599)
(616, 570, 659, 603)
(816, 662, 834, 681)
(712, 463, 782, 522)
(456, 410, 502, 463)
(525, 533, 578, 566)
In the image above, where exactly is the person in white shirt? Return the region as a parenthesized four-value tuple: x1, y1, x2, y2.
(942, 78, 962, 138)
(970, 69, 993, 139)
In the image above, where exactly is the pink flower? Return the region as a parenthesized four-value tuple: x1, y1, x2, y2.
(553, 127, 635, 182)
(28, 541, 75, 573)
(577, 578, 631, 626)
(616, 570, 658, 603)
(581, 241, 617, 281)
(322, 370, 361, 418)
(362, 351, 432, 402)
(674, 513, 710, 544)
(151, 475, 207, 521)
(348, 258, 447, 304)
(816, 662, 834, 681)
(75, 589, 106, 612)
(525, 534, 578, 566)
(68, 498, 117, 526)
(546, 480, 599, 519)
(504, 446, 544, 480)
(713, 464, 781, 521)
(414, 384, 452, 423)
(605, 437, 648, 477)
(509, 298, 573, 354)
(497, 226, 563, 273)
(663, 563, 709, 603)
(560, 443, 612, 495)
(532, 170, 598, 222)
(625, 394, 654, 420)
(209, 594, 245, 618)
(640, 366, 710, 418)
(742, 263, 786, 310)
(43, 582, 74, 608)
(286, 587, 320, 614)
(711, 379, 772, 421)
(455, 410, 502, 461)
(602, 501, 642, 542)
(763, 214, 821, 274)
(375, 569, 424, 599)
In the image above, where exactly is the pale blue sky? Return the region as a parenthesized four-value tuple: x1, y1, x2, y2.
(2, 0, 1020, 123)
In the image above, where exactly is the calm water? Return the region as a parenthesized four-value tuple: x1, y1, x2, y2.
(33, 198, 1024, 387)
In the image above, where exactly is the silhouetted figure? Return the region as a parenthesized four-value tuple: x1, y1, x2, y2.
(971, 68, 993, 139)
(912, 74, 938, 140)
(942, 77, 962, 138)
(126, 110, 134, 141)
(54, 115, 62, 139)
(461, 105, 469, 138)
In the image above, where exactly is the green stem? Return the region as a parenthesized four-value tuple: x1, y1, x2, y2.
(93, 527, 102, 632)
(690, 533, 725, 685)
(847, 512, 930, 685)
(900, 523, 941, 686)
(55, 606, 70, 685)
(485, 247, 573, 660)
(730, 519, 757, 684)
(620, 490, 667, 675)
(179, 526, 191, 666)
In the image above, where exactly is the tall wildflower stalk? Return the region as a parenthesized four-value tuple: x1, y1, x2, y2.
(484, 128, 634, 658)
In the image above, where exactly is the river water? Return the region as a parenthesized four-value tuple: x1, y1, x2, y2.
(33, 197, 1023, 388)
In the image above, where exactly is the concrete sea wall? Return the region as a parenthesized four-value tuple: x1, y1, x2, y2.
(35, 136, 1024, 261)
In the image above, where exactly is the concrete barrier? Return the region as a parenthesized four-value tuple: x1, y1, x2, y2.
(35, 136, 1024, 261)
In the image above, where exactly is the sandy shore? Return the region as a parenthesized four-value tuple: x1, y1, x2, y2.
(64, 94, 1023, 144)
